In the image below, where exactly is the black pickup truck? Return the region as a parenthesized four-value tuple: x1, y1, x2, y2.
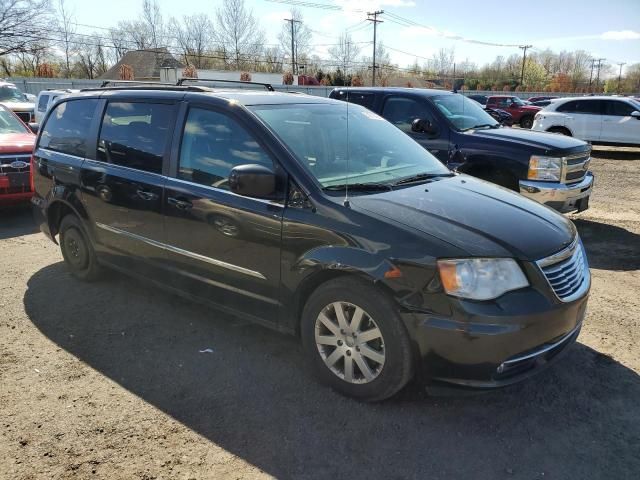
(330, 88, 594, 213)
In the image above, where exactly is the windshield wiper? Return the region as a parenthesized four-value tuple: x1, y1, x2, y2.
(392, 172, 454, 186)
(323, 182, 393, 192)
(461, 123, 499, 131)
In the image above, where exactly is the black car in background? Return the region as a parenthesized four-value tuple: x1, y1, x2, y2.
(467, 94, 488, 105)
(32, 86, 590, 401)
(330, 88, 594, 214)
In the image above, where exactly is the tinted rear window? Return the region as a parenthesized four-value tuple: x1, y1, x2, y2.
(333, 91, 375, 110)
(97, 102, 175, 174)
(557, 100, 602, 114)
(39, 99, 98, 157)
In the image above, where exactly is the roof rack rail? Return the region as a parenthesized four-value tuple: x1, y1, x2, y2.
(99, 80, 174, 88)
(80, 85, 213, 93)
(177, 77, 275, 92)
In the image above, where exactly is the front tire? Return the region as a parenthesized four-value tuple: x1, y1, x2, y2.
(59, 215, 101, 281)
(520, 115, 534, 129)
(547, 126, 572, 136)
(301, 277, 413, 401)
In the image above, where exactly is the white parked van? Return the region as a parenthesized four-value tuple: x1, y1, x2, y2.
(35, 89, 80, 123)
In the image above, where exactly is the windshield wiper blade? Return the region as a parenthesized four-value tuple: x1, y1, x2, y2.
(323, 182, 393, 192)
(392, 172, 454, 186)
(462, 123, 498, 131)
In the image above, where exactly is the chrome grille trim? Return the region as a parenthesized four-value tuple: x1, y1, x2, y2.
(560, 151, 591, 185)
(537, 237, 590, 302)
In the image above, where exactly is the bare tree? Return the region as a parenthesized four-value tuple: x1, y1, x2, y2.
(214, 0, 265, 70)
(141, 0, 164, 50)
(0, 0, 51, 57)
(55, 0, 75, 77)
(328, 31, 361, 74)
(14, 43, 48, 75)
(108, 0, 165, 55)
(278, 8, 312, 71)
(76, 33, 108, 79)
(170, 14, 214, 69)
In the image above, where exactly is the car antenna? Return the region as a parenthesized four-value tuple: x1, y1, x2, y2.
(344, 90, 351, 208)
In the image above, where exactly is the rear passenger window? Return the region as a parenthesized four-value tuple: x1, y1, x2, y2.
(39, 99, 98, 157)
(178, 108, 272, 189)
(97, 102, 175, 174)
(381, 97, 426, 133)
(335, 92, 375, 110)
(557, 100, 601, 115)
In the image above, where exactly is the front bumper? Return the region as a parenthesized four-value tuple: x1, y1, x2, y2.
(403, 285, 589, 388)
(519, 172, 594, 213)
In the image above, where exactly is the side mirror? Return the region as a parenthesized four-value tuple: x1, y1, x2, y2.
(28, 122, 39, 134)
(229, 164, 277, 199)
(411, 118, 438, 136)
(631, 111, 640, 119)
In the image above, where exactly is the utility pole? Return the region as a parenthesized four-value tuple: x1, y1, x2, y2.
(284, 18, 301, 75)
(594, 58, 605, 91)
(617, 62, 626, 93)
(367, 10, 384, 86)
(588, 59, 595, 89)
(519, 45, 532, 86)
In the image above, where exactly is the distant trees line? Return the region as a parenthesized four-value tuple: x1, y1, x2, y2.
(1, 0, 638, 92)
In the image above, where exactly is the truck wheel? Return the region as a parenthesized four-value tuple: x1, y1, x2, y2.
(547, 126, 572, 136)
(59, 214, 101, 281)
(300, 277, 413, 402)
(520, 116, 534, 129)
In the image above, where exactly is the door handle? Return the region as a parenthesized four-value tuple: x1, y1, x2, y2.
(136, 189, 158, 201)
(168, 196, 193, 210)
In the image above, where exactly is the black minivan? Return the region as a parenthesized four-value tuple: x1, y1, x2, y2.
(31, 86, 590, 401)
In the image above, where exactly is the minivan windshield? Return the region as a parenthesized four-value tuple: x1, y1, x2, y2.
(0, 107, 28, 134)
(250, 103, 450, 189)
(431, 94, 499, 131)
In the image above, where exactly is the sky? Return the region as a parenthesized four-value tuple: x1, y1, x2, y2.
(65, 0, 640, 76)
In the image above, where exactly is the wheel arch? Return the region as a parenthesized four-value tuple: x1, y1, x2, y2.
(46, 197, 89, 243)
(286, 247, 401, 336)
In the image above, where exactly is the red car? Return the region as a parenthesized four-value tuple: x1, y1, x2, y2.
(485, 96, 542, 129)
(0, 105, 35, 206)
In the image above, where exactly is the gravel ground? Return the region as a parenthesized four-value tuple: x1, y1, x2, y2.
(1, 146, 639, 480)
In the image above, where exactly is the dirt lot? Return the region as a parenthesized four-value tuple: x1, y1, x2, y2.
(1, 146, 639, 480)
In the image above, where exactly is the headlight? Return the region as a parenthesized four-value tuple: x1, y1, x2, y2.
(528, 155, 561, 181)
(437, 258, 529, 300)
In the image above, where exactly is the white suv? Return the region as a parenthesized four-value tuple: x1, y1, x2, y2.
(532, 96, 640, 146)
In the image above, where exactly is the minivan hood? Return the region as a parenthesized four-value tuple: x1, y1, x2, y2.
(468, 126, 590, 155)
(351, 175, 576, 261)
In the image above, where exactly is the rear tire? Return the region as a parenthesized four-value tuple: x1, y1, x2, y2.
(547, 126, 572, 136)
(520, 115, 534, 129)
(59, 214, 101, 281)
(301, 277, 413, 402)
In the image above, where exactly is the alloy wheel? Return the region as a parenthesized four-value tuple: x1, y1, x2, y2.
(314, 301, 385, 384)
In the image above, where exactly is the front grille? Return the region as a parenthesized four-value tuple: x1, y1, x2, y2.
(562, 152, 590, 184)
(537, 238, 590, 302)
(0, 154, 31, 193)
(0, 155, 31, 174)
(15, 111, 32, 123)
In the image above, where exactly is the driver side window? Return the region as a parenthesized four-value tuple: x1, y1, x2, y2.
(381, 97, 431, 133)
(178, 108, 272, 189)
